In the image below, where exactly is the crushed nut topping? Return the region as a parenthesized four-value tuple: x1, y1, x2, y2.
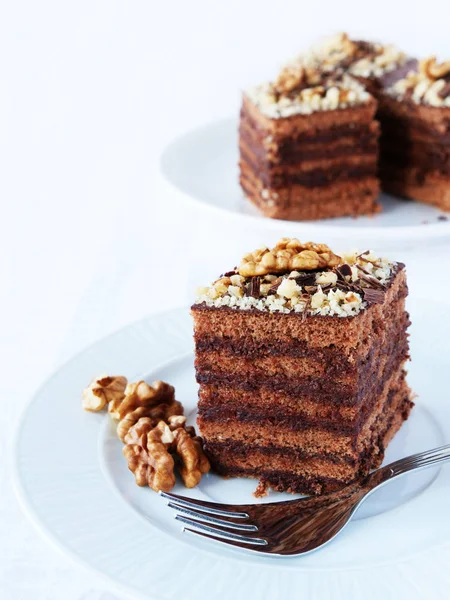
(82, 375, 127, 412)
(194, 240, 399, 318)
(386, 56, 450, 106)
(246, 74, 370, 119)
(300, 33, 408, 79)
(238, 238, 341, 277)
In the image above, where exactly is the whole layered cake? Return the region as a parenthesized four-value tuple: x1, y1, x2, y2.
(240, 32, 450, 219)
(192, 238, 413, 495)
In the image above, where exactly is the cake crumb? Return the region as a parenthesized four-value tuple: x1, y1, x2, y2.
(253, 480, 269, 498)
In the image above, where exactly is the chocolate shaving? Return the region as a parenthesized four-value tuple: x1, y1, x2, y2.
(301, 295, 311, 321)
(337, 264, 352, 278)
(357, 253, 382, 269)
(267, 278, 282, 295)
(356, 266, 385, 289)
(335, 281, 358, 293)
(438, 81, 450, 100)
(245, 276, 261, 299)
(222, 269, 238, 277)
(294, 273, 316, 286)
(363, 288, 385, 304)
(379, 58, 418, 88)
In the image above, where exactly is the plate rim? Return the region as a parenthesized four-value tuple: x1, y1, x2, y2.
(159, 116, 450, 244)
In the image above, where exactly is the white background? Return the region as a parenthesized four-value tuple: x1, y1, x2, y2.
(2, 1, 450, 598)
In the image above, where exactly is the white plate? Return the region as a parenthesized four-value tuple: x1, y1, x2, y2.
(12, 302, 450, 600)
(160, 119, 450, 250)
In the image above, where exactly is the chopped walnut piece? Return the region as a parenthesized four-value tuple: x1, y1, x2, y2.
(82, 375, 127, 412)
(274, 64, 306, 94)
(109, 380, 174, 421)
(420, 56, 450, 81)
(238, 238, 341, 277)
(123, 421, 176, 492)
(117, 397, 183, 442)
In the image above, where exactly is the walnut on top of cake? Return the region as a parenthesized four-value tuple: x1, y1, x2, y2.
(194, 238, 398, 318)
(385, 57, 450, 107)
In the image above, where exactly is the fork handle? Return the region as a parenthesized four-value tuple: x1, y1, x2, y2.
(369, 443, 450, 489)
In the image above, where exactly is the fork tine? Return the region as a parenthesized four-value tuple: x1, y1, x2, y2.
(176, 515, 267, 546)
(168, 502, 258, 531)
(159, 491, 249, 519)
(183, 527, 272, 553)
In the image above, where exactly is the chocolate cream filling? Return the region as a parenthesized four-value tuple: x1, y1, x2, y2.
(194, 308, 409, 374)
(206, 394, 413, 494)
(196, 335, 408, 407)
(240, 149, 378, 189)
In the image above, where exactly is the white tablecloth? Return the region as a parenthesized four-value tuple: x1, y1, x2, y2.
(3, 1, 450, 598)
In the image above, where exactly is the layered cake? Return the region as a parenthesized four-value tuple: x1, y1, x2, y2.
(240, 33, 450, 219)
(240, 70, 381, 220)
(192, 238, 413, 495)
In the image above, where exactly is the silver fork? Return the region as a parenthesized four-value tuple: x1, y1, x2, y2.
(161, 443, 450, 556)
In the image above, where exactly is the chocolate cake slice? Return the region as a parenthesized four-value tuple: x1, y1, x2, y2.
(240, 69, 381, 220)
(192, 238, 413, 495)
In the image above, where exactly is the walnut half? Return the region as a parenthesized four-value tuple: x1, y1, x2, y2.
(82, 375, 127, 412)
(238, 238, 341, 277)
(123, 415, 210, 492)
(123, 421, 176, 492)
(420, 56, 450, 81)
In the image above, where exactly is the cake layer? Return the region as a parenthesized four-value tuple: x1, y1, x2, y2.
(242, 94, 378, 138)
(207, 391, 413, 495)
(380, 141, 450, 175)
(193, 268, 406, 352)
(195, 294, 407, 366)
(196, 328, 408, 406)
(239, 110, 379, 164)
(195, 292, 408, 384)
(376, 94, 450, 209)
(240, 128, 378, 165)
(240, 152, 378, 189)
(378, 96, 450, 137)
(379, 118, 450, 146)
(381, 165, 450, 211)
(198, 346, 407, 435)
(240, 176, 380, 220)
(199, 367, 408, 461)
